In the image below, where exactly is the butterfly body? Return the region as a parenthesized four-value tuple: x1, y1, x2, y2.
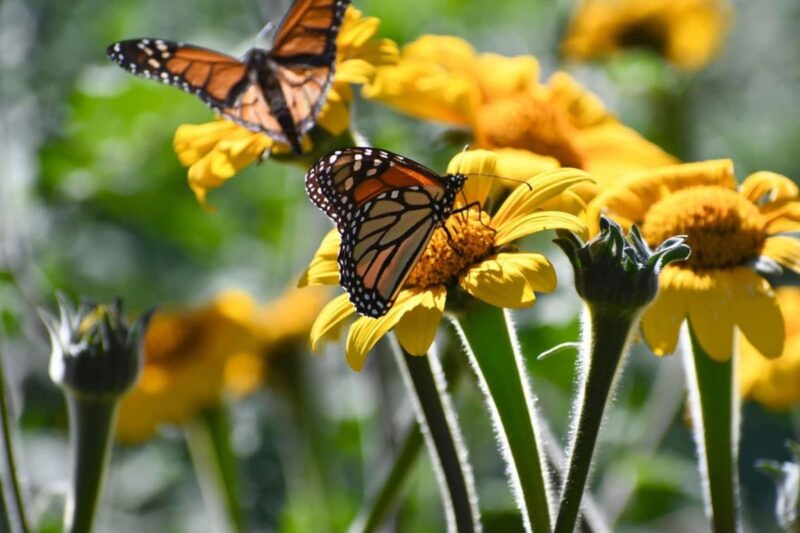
(306, 148, 467, 317)
(107, 0, 350, 154)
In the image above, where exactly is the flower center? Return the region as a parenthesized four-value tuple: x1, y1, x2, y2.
(474, 94, 585, 168)
(405, 209, 496, 289)
(615, 17, 669, 56)
(641, 186, 768, 270)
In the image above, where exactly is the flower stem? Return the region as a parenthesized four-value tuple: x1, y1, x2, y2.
(451, 302, 552, 533)
(0, 348, 29, 533)
(350, 424, 424, 533)
(64, 396, 118, 533)
(185, 405, 245, 533)
(684, 325, 740, 533)
(391, 337, 480, 532)
(554, 307, 636, 533)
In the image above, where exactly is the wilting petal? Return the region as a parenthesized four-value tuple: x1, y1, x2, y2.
(494, 211, 587, 246)
(345, 289, 430, 371)
(762, 200, 800, 234)
(460, 253, 556, 308)
(310, 293, 356, 352)
(641, 266, 691, 356)
(394, 286, 446, 355)
(762, 236, 800, 273)
(491, 168, 592, 229)
(741, 171, 799, 204)
(732, 268, 784, 359)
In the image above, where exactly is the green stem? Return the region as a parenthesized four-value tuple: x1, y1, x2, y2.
(350, 425, 424, 533)
(0, 349, 29, 533)
(554, 307, 636, 533)
(684, 325, 739, 533)
(185, 405, 245, 533)
(64, 396, 118, 533)
(392, 338, 480, 532)
(451, 302, 552, 533)
(202, 406, 245, 533)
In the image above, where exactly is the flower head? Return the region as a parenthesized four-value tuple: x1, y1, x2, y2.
(588, 160, 800, 361)
(300, 150, 591, 371)
(42, 293, 151, 400)
(562, 0, 732, 71)
(173, 6, 399, 206)
(116, 288, 325, 443)
(362, 35, 676, 202)
(555, 216, 689, 315)
(739, 287, 800, 410)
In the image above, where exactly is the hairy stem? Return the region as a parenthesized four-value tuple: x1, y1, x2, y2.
(0, 348, 28, 533)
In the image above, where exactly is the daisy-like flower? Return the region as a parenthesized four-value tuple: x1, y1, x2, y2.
(173, 6, 399, 206)
(588, 160, 800, 361)
(562, 0, 731, 71)
(362, 35, 676, 201)
(116, 288, 325, 442)
(739, 287, 800, 410)
(299, 150, 591, 371)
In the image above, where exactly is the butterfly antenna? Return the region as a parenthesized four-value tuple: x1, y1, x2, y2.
(467, 172, 534, 191)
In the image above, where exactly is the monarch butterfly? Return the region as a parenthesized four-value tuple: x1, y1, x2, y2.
(106, 0, 351, 155)
(306, 147, 468, 318)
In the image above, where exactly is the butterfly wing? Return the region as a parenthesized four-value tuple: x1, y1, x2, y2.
(107, 40, 250, 106)
(266, 0, 351, 146)
(306, 148, 456, 317)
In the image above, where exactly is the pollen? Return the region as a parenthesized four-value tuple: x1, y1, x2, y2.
(406, 209, 496, 289)
(474, 94, 585, 168)
(641, 186, 768, 270)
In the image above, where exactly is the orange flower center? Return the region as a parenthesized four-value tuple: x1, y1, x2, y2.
(406, 209, 496, 289)
(474, 94, 585, 168)
(641, 186, 768, 270)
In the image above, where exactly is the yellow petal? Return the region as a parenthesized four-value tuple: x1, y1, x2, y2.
(741, 171, 799, 204)
(762, 200, 800, 234)
(473, 53, 540, 103)
(686, 270, 737, 361)
(310, 293, 356, 352)
(394, 286, 446, 355)
(494, 211, 587, 246)
(762, 236, 800, 273)
(316, 89, 351, 135)
(299, 230, 341, 287)
(493, 148, 561, 181)
(732, 268, 784, 359)
(641, 266, 691, 356)
(173, 121, 241, 166)
(447, 149, 498, 206)
(345, 289, 430, 371)
(491, 168, 593, 229)
(459, 253, 556, 308)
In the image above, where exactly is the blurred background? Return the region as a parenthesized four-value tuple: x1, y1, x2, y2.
(1, 0, 799, 531)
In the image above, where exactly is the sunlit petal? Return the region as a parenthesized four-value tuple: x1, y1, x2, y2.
(394, 286, 446, 355)
(459, 253, 556, 308)
(310, 293, 356, 352)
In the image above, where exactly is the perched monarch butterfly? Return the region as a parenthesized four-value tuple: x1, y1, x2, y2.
(306, 147, 468, 318)
(106, 0, 351, 154)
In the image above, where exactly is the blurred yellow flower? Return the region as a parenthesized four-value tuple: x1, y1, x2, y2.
(116, 287, 325, 443)
(173, 6, 399, 206)
(300, 150, 591, 371)
(589, 161, 800, 361)
(563, 0, 731, 71)
(739, 288, 800, 410)
(362, 35, 676, 201)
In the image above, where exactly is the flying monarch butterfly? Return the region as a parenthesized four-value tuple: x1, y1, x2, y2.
(306, 147, 469, 318)
(106, 0, 351, 155)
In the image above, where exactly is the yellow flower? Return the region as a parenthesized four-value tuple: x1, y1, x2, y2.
(563, 0, 731, 71)
(362, 35, 676, 202)
(300, 150, 591, 371)
(588, 160, 800, 361)
(173, 6, 399, 206)
(116, 287, 325, 443)
(739, 287, 800, 410)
